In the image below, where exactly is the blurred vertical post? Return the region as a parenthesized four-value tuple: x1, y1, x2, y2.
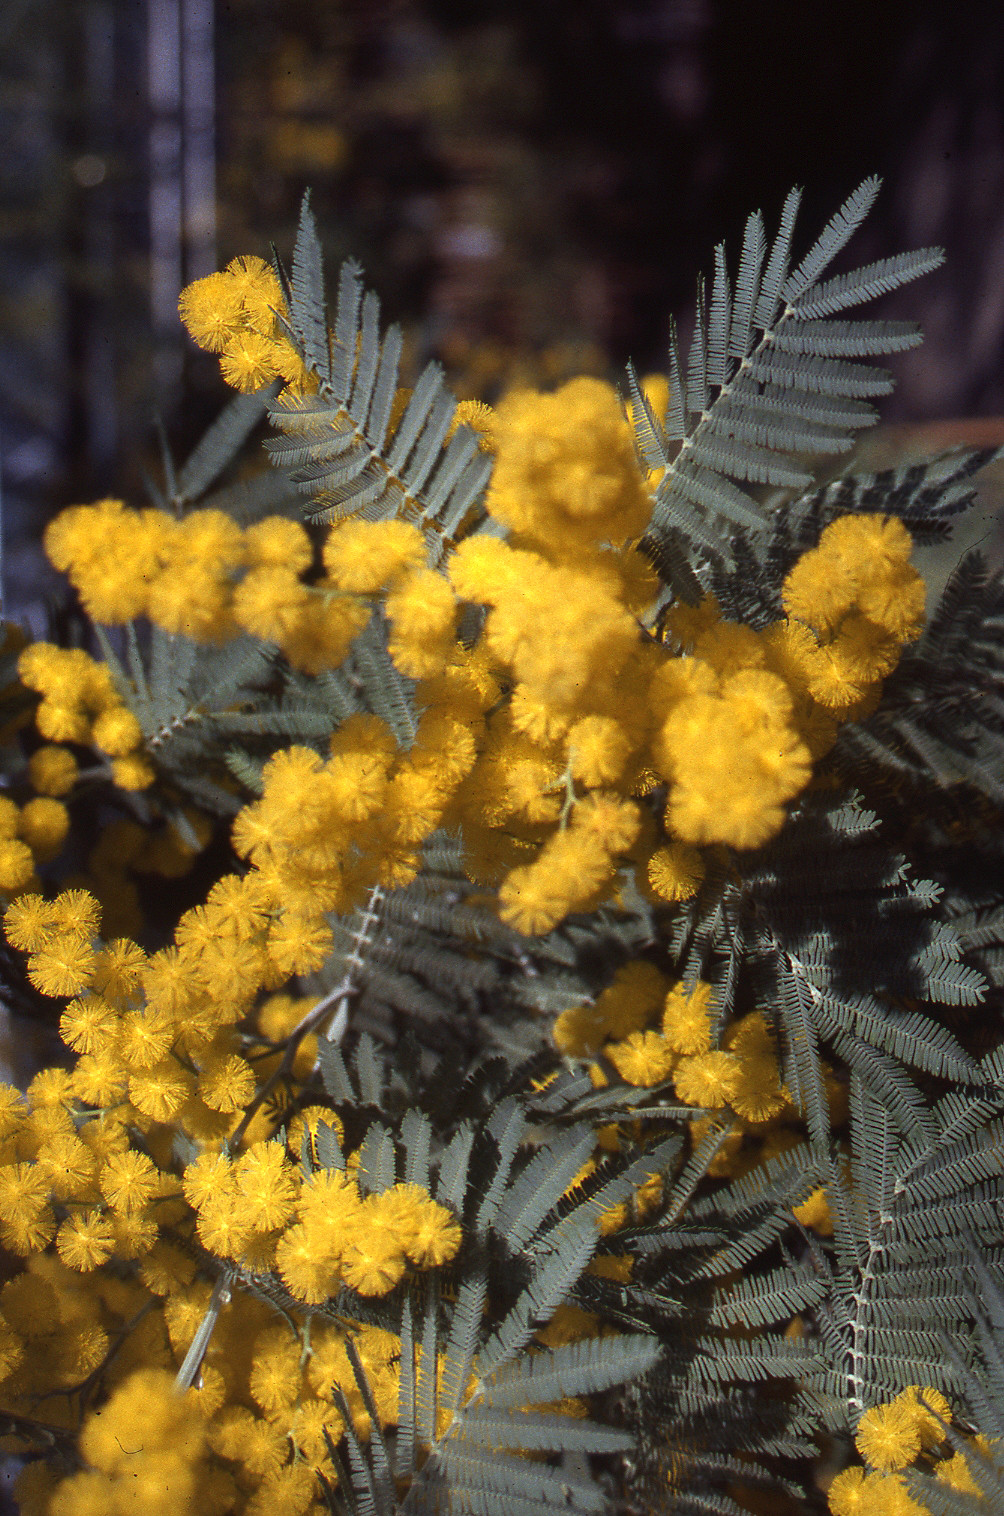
(182, 0, 217, 282)
(146, 0, 217, 402)
(147, 0, 184, 392)
(82, 2, 118, 471)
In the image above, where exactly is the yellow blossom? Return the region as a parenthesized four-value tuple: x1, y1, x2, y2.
(91, 704, 143, 756)
(199, 1052, 257, 1113)
(662, 980, 715, 1054)
(606, 1030, 677, 1087)
(178, 270, 246, 351)
(219, 329, 281, 391)
(323, 517, 427, 591)
(56, 1209, 115, 1271)
(27, 745, 78, 797)
(98, 1149, 158, 1215)
(855, 1397, 923, 1472)
(111, 753, 156, 790)
(646, 842, 706, 902)
(674, 1051, 741, 1107)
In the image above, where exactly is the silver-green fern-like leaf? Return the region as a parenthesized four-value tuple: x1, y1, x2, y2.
(264, 200, 493, 554)
(636, 177, 944, 597)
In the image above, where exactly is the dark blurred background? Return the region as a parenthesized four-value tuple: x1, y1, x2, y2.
(4, 0, 1004, 624)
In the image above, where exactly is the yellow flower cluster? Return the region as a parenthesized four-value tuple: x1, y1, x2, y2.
(322, 516, 462, 678)
(0, 887, 466, 1515)
(769, 512, 925, 715)
(47, 1366, 217, 1516)
(2, 876, 333, 1149)
(553, 963, 791, 1122)
(34, 341, 930, 945)
(435, 378, 931, 932)
(828, 1386, 998, 1515)
(179, 255, 313, 395)
(485, 376, 653, 554)
(43, 498, 373, 667)
(232, 662, 489, 909)
(0, 1237, 407, 1515)
(0, 793, 68, 895)
(182, 1143, 460, 1297)
(17, 642, 153, 791)
(550, 960, 850, 1248)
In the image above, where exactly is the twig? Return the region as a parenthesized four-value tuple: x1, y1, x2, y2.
(174, 1271, 233, 1393)
(226, 884, 385, 1150)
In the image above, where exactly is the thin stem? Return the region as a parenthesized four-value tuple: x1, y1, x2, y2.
(174, 1271, 233, 1393)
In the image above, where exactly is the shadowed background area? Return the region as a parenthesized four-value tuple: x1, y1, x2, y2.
(2, 0, 1004, 617)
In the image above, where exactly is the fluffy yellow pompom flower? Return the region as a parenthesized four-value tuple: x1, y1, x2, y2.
(606, 1030, 677, 1087)
(56, 1208, 115, 1271)
(486, 376, 652, 551)
(662, 980, 715, 1054)
(71, 1050, 128, 1106)
(232, 565, 310, 645)
(0, 1161, 50, 1229)
(572, 792, 641, 854)
(44, 500, 172, 624)
(111, 753, 156, 791)
(235, 1140, 300, 1232)
(826, 1466, 871, 1515)
(72, 1365, 208, 1516)
(48, 887, 101, 936)
(218, 329, 281, 392)
(323, 517, 426, 591)
(858, 560, 926, 640)
(225, 253, 283, 328)
(33, 701, 89, 743)
(854, 1397, 924, 1472)
(403, 1198, 463, 1267)
(895, 1385, 952, 1449)
(249, 1326, 303, 1415)
(729, 1056, 789, 1124)
(782, 514, 924, 661)
(340, 1207, 407, 1296)
(27, 744, 78, 797)
(447, 533, 525, 603)
(198, 1051, 257, 1113)
(118, 1006, 173, 1069)
(674, 1051, 740, 1107)
(498, 828, 613, 936)
(376, 1184, 463, 1268)
(59, 995, 118, 1056)
(91, 704, 143, 756)
(92, 933, 147, 1006)
(0, 837, 34, 893)
(282, 592, 372, 675)
(568, 714, 634, 787)
(266, 913, 334, 976)
(244, 514, 313, 573)
(275, 1222, 340, 1304)
(178, 269, 246, 351)
(128, 1058, 192, 1121)
(98, 1149, 159, 1215)
(26, 933, 98, 999)
(935, 1445, 989, 1496)
(386, 568, 458, 678)
(553, 1004, 609, 1058)
(646, 842, 705, 903)
(5, 894, 59, 952)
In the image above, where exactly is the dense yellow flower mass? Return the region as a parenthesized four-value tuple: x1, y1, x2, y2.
(824, 1386, 997, 1516)
(179, 255, 312, 395)
(0, 231, 952, 1516)
(0, 878, 468, 1514)
(30, 338, 928, 941)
